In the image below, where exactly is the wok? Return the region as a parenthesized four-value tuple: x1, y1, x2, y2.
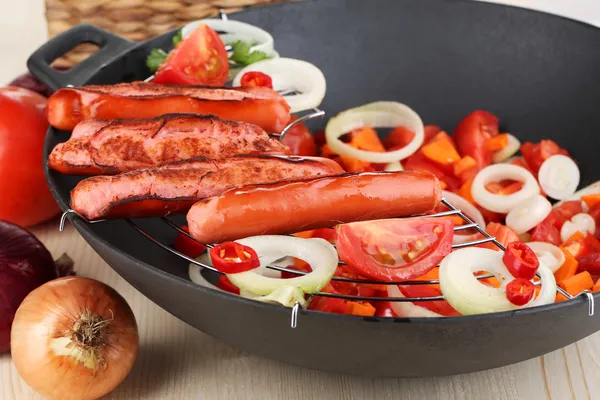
(28, 0, 600, 377)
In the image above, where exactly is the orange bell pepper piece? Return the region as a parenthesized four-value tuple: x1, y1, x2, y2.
(421, 131, 461, 165)
(554, 248, 579, 282)
(581, 193, 600, 209)
(562, 231, 586, 258)
(453, 156, 477, 177)
(292, 230, 315, 239)
(558, 271, 594, 296)
(346, 301, 376, 316)
(484, 133, 509, 151)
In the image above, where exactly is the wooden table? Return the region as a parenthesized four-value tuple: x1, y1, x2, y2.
(2, 0, 600, 398)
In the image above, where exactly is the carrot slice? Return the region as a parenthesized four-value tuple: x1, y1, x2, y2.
(484, 133, 509, 151)
(346, 301, 376, 316)
(421, 132, 461, 165)
(581, 194, 600, 209)
(593, 279, 600, 293)
(453, 156, 477, 177)
(340, 155, 371, 172)
(554, 248, 579, 282)
(559, 271, 594, 295)
(458, 178, 476, 204)
(320, 144, 337, 158)
(349, 127, 385, 152)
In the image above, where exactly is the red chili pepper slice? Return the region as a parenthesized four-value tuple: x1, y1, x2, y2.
(173, 225, 207, 258)
(502, 242, 539, 280)
(240, 71, 273, 89)
(505, 278, 535, 306)
(209, 242, 260, 274)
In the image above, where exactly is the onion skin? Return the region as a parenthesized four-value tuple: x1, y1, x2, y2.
(0, 220, 57, 352)
(11, 277, 139, 400)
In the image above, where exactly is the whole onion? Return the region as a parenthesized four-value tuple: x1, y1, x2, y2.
(8, 68, 68, 98)
(0, 220, 58, 352)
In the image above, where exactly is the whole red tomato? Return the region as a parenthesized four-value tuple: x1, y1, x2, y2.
(0, 87, 59, 226)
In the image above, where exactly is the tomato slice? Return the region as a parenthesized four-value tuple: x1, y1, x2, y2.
(240, 71, 273, 88)
(153, 24, 229, 86)
(209, 242, 260, 274)
(479, 222, 520, 250)
(452, 110, 499, 172)
(280, 115, 317, 156)
(502, 242, 539, 279)
(520, 140, 569, 175)
(397, 285, 460, 316)
(336, 218, 454, 281)
(403, 151, 462, 191)
(375, 301, 398, 317)
(505, 278, 535, 306)
(531, 201, 583, 245)
(173, 225, 207, 258)
(578, 253, 600, 276)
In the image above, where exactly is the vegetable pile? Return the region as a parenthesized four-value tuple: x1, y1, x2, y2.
(184, 104, 600, 317)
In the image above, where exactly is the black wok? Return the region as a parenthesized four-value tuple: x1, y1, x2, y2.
(28, 0, 600, 377)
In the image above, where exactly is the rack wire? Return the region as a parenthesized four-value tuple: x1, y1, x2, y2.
(57, 9, 594, 329)
(59, 195, 595, 329)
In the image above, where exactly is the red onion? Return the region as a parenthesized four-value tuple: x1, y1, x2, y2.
(0, 220, 58, 352)
(8, 68, 68, 98)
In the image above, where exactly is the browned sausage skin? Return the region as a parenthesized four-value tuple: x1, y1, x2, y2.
(49, 113, 290, 175)
(187, 171, 442, 244)
(71, 155, 344, 220)
(46, 82, 291, 133)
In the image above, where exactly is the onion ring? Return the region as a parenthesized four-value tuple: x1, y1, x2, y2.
(442, 190, 486, 244)
(471, 164, 540, 213)
(325, 102, 424, 163)
(505, 195, 552, 234)
(525, 242, 565, 273)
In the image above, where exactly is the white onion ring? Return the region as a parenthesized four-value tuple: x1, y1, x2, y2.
(505, 195, 552, 235)
(182, 19, 276, 57)
(227, 236, 338, 296)
(561, 213, 596, 242)
(525, 242, 565, 273)
(555, 181, 600, 208)
(387, 286, 443, 318)
(442, 190, 485, 244)
(439, 247, 556, 315)
(384, 161, 404, 171)
(492, 134, 521, 163)
(325, 102, 424, 163)
(538, 155, 580, 200)
(233, 58, 326, 113)
(471, 164, 540, 213)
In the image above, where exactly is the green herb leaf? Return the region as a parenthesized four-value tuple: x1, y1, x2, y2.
(172, 29, 183, 47)
(230, 40, 252, 64)
(146, 49, 168, 73)
(245, 50, 269, 65)
(229, 40, 271, 66)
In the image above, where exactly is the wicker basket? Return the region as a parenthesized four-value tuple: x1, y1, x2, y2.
(45, 0, 291, 66)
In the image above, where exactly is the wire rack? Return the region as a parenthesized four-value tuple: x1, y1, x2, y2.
(56, 9, 595, 329)
(59, 196, 595, 329)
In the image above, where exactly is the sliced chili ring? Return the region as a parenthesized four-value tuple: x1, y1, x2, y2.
(209, 242, 260, 274)
(502, 241, 539, 280)
(240, 71, 273, 89)
(505, 278, 535, 306)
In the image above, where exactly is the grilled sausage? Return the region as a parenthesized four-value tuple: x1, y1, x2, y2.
(71, 155, 344, 220)
(187, 171, 442, 244)
(49, 113, 290, 175)
(46, 82, 291, 132)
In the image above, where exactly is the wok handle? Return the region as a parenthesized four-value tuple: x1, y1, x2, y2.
(27, 24, 136, 91)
